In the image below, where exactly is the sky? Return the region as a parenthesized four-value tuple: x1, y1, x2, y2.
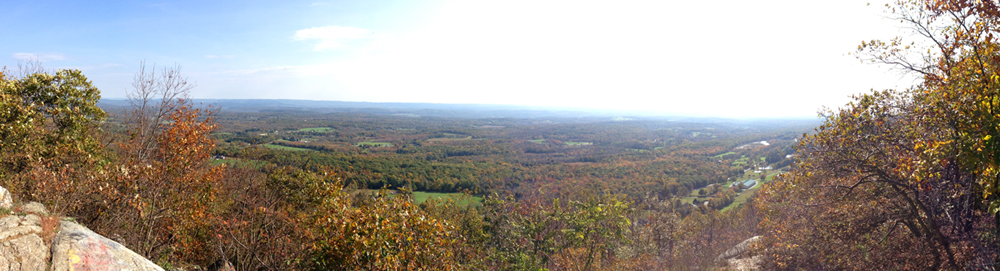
(1, 0, 915, 118)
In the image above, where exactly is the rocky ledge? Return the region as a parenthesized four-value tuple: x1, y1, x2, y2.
(0, 185, 164, 271)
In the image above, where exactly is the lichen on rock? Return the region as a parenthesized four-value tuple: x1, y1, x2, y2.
(0, 214, 48, 271)
(0, 185, 164, 271)
(51, 221, 164, 271)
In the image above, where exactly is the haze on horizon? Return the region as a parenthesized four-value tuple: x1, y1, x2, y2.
(3, 0, 914, 118)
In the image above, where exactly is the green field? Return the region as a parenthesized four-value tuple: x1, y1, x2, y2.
(413, 191, 482, 207)
(721, 171, 782, 212)
(764, 171, 781, 181)
(722, 189, 758, 212)
(740, 168, 780, 181)
(264, 143, 314, 151)
(529, 139, 546, 144)
(712, 152, 736, 158)
(357, 141, 393, 147)
(689, 187, 703, 197)
(742, 170, 762, 180)
(299, 127, 333, 132)
(565, 141, 592, 145)
(732, 156, 750, 166)
(690, 183, 724, 197)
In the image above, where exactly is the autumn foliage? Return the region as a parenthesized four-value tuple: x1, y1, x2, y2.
(27, 1, 1000, 270)
(0, 61, 776, 270)
(757, 0, 1000, 269)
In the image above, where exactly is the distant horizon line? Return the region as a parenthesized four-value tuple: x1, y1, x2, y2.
(98, 97, 822, 120)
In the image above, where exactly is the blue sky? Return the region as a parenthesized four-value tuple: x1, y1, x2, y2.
(2, 0, 912, 118)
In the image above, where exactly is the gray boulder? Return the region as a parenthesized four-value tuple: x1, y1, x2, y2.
(19, 202, 47, 216)
(0, 187, 12, 209)
(716, 235, 761, 261)
(51, 221, 164, 271)
(0, 214, 50, 271)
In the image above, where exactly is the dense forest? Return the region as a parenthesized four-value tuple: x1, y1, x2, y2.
(6, 0, 1000, 270)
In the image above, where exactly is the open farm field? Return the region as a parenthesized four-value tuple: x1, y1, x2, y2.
(732, 156, 749, 166)
(712, 151, 735, 158)
(722, 188, 758, 212)
(299, 127, 333, 132)
(413, 191, 482, 206)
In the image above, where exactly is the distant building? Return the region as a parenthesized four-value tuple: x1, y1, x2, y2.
(742, 180, 757, 188)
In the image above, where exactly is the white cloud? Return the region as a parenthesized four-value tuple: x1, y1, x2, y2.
(293, 26, 372, 50)
(12, 53, 66, 62)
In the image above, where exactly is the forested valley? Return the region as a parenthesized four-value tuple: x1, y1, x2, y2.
(8, 0, 1000, 270)
(93, 84, 808, 269)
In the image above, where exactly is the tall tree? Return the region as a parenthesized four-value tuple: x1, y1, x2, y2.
(0, 66, 108, 207)
(857, 0, 1000, 214)
(758, 0, 1000, 269)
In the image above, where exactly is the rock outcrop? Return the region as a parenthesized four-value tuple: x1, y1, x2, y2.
(0, 186, 164, 270)
(0, 187, 12, 209)
(51, 221, 163, 271)
(0, 214, 48, 270)
(716, 235, 760, 261)
(19, 202, 47, 216)
(717, 235, 762, 270)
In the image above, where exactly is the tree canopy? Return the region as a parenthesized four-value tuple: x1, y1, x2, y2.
(758, 0, 1000, 268)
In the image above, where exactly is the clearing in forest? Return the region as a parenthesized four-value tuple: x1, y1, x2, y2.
(712, 152, 735, 159)
(298, 127, 333, 132)
(413, 191, 482, 207)
(721, 171, 782, 211)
